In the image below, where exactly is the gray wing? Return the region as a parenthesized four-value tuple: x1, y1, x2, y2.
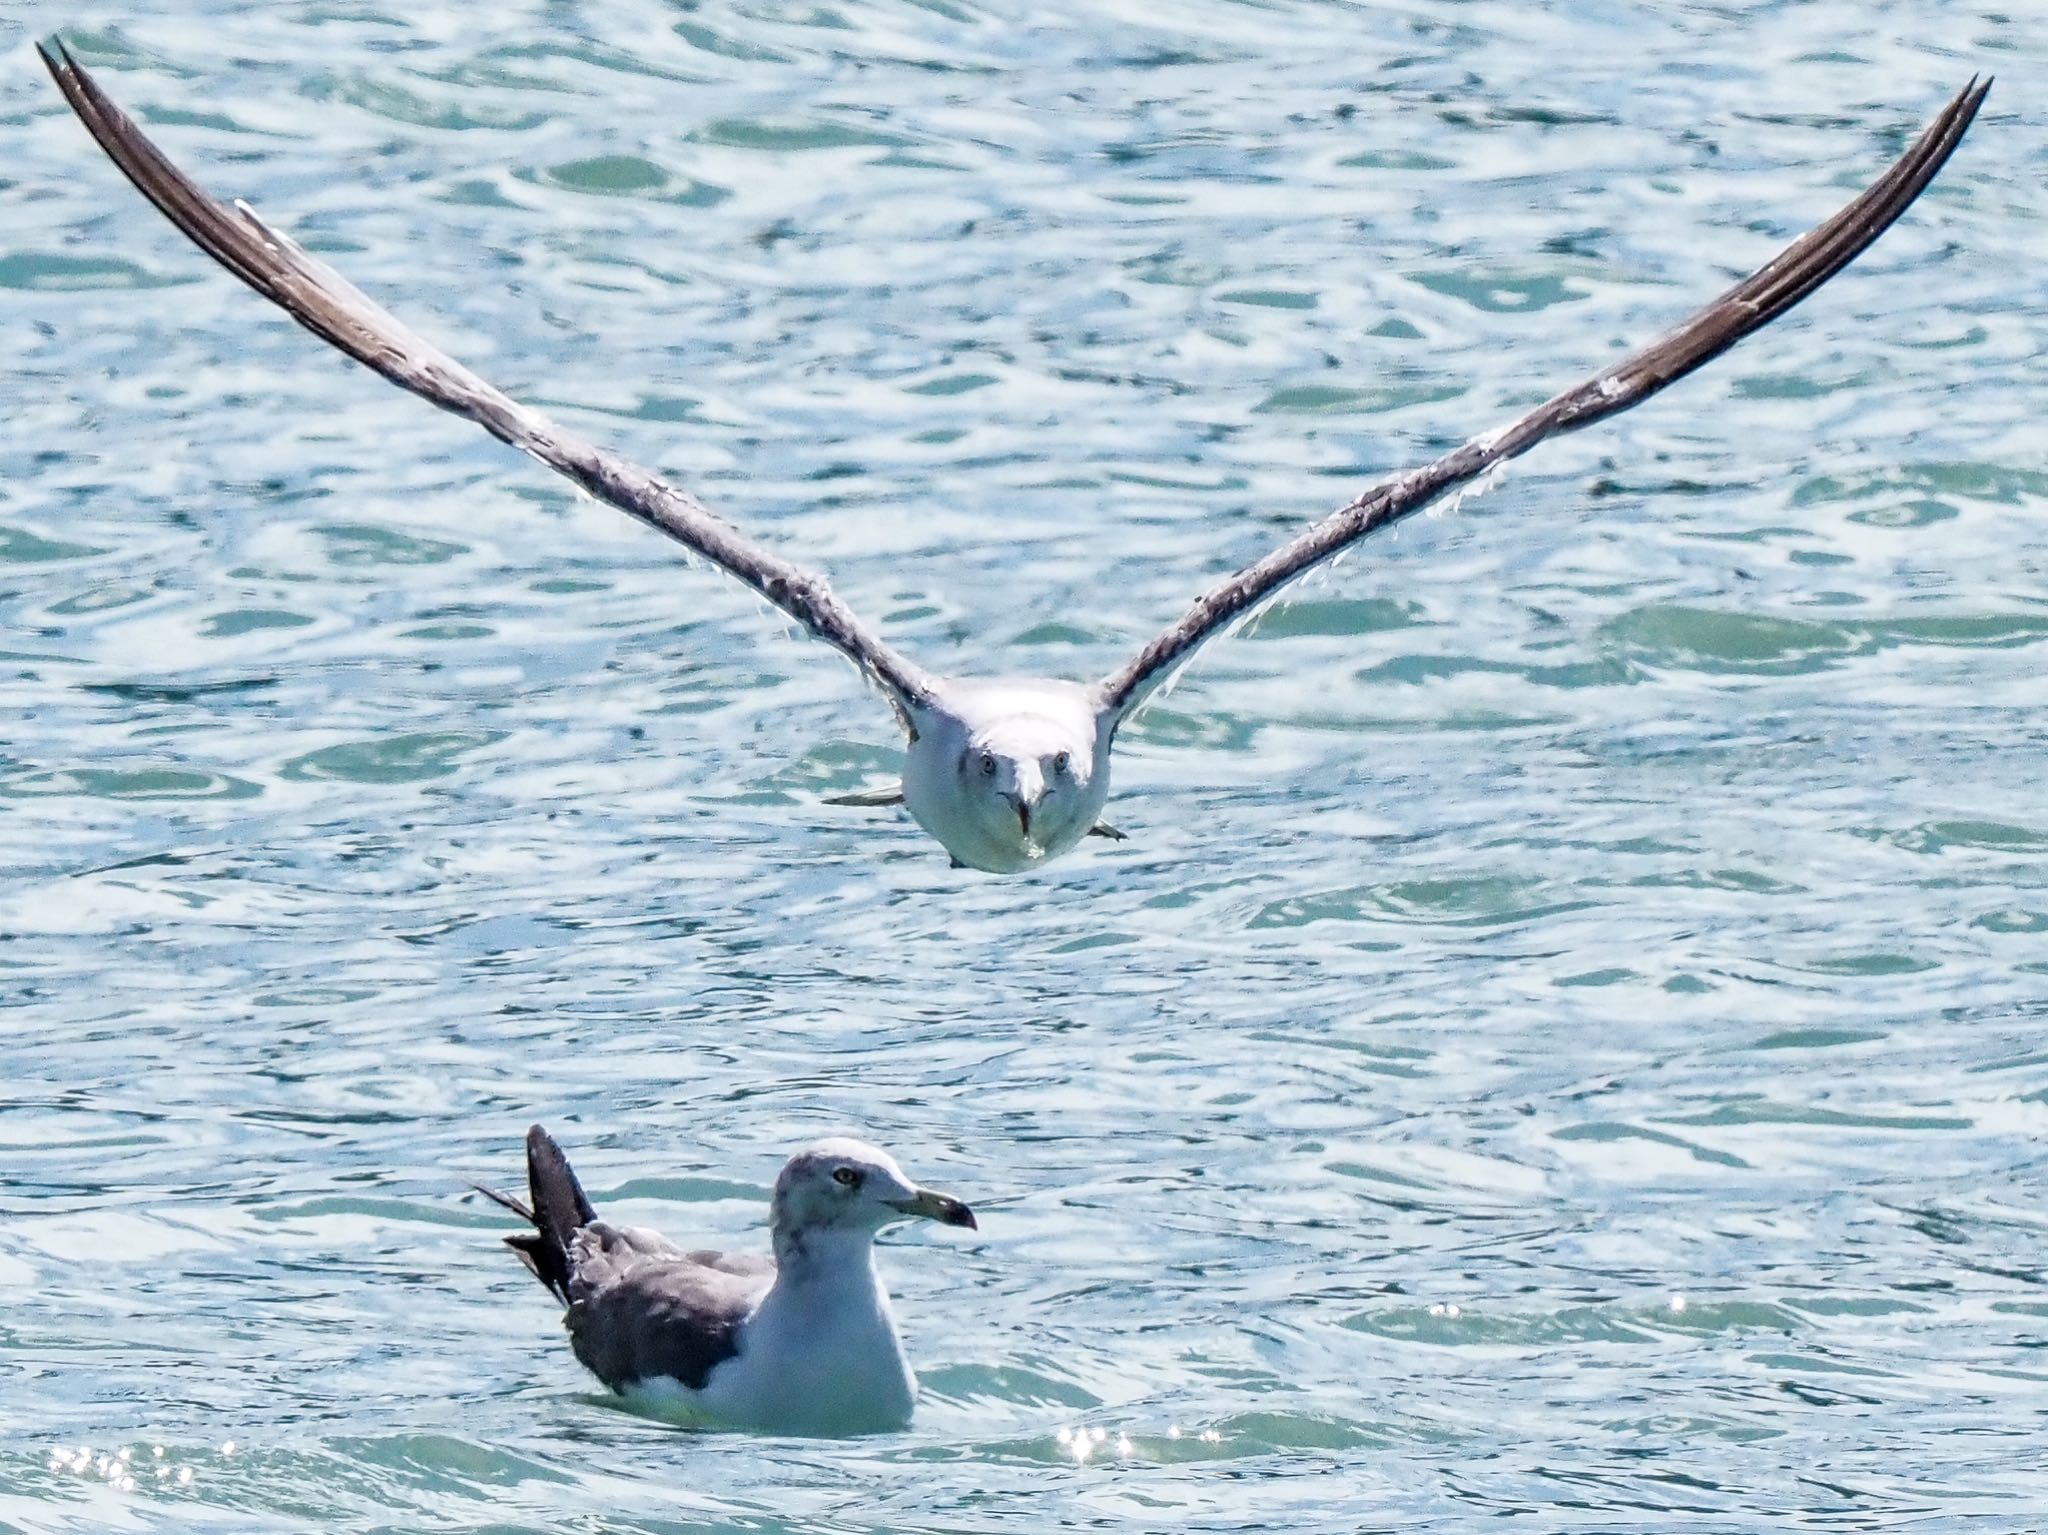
(564, 1222, 776, 1393)
(1098, 78, 1990, 727)
(38, 41, 939, 727)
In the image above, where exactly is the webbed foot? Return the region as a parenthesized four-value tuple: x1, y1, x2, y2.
(824, 786, 906, 808)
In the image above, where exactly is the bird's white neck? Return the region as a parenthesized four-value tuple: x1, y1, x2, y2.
(772, 1221, 882, 1285)
(719, 1223, 912, 1433)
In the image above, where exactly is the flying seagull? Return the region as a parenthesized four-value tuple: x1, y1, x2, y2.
(40, 44, 1987, 873)
(476, 1125, 976, 1435)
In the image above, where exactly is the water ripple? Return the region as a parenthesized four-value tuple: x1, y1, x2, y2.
(3, 3, 2044, 1533)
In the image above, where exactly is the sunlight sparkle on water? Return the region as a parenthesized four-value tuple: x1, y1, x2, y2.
(44, 1441, 208, 1495)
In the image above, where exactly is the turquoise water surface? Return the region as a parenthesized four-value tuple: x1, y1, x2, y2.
(3, 2, 2044, 1531)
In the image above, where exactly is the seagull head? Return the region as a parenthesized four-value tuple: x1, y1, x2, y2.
(772, 1138, 977, 1247)
(954, 715, 1099, 862)
(901, 680, 1112, 873)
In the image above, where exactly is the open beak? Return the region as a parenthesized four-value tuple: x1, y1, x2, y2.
(1007, 793, 1033, 840)
(893, 1187, 977, 1230)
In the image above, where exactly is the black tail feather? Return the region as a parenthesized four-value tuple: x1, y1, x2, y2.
(470, 1180, 534, 1224)
(480, 1124, 600, 1306)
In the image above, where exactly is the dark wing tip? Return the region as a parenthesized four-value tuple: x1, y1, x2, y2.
(40, 37, 96, 104)
(37, 39, 83, 110)
(1949, 73, 1992, 138)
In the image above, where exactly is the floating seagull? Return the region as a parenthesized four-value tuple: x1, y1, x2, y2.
(41, 45, 1987, 872)
(476, 1125, 976, 1436)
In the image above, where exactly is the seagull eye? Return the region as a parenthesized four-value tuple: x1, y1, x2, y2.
(979, 753, 996, 777)
(832, 1166, 861, 1188)
(1053, 751, 1070, 774)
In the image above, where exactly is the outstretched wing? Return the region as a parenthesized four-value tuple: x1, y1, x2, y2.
(39, 41, 940, 726)
(1098, 78, 1990, 727)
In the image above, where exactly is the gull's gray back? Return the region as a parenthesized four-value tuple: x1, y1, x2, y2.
(565, 1223, 776, 1393)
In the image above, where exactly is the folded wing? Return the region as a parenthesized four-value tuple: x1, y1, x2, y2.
(1098, 78, 1990, 727)
(565, 1224, 775, 1393)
